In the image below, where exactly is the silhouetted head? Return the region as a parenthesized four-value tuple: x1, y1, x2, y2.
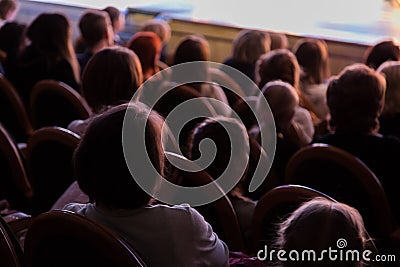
(327, 63, 386, 134)
(82, 46, 143, 113)
(74, 102, 165, 209)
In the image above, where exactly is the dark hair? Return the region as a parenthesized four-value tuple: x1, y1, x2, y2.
(365, 39, 400, 70)
(78, 9, 111, 48)
(82, 46, 143, 113)
(327, 63, 386, 134)
(171, 34, 210, 90)
(292, 38, 330, 85)
(126, 31, 162, 80)
(74, 103, 165, 209)
(0, 21, 26, 55)
(187, 117, 249, 180)
(27, 13, 80, 82)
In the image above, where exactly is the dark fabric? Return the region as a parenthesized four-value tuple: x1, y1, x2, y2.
(274, 136, 299, 182)
(10, 46, 80, 106)
(313, 133, 400, 223)
(77, 51, 93, 76)
(379, 113, 400, 140)
(221, 57, 256, 83)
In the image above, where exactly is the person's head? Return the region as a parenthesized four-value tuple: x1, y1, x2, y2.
(126, 31, 162, 80)
(27, 13, 79, 81)
(140, 19, 171, 45)
(276, 198, 368, 267)
(78, 9, 114, 50)
(377, 60, 400, 115)
(261, 80, 299, 132)
(292, 38, 330, 85)
(171, 34, 210, 84)
(0, 21, 26, 55)
(0, 0, 18, 21)
(27, 13, 73, 59)
(231, 29, 270, 65)
(365, 39, 400, 70)
(173, 34, 210, 64)
(82, 46, 143, 113)
(327, 63, 386, 134)
(187, 116, 249, 180)
(74, 102, 165, 209)
(270, 32, 288, 50)
(102, 6, 125, 34)
(256, 49, 301, 90)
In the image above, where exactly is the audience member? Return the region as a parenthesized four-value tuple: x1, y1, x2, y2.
(141, 18, 171, 64)
(68, 46, 142, 135)
(292, 38, 330, 120)
(255, 49, 315, 145)
(0, 0, 18, 28)
(221, 29, 270, 83)
(63, 102, 229, 267)
(0, 21, 26, 80)
(171, 34, 230, 116)
(126, 31, 162, 81)
(314, 63, 400, 222)
(102, 6, 125, 46)
(275, 197, 369, 267)
(377, 60, 400, 139)
(187, 116, 256, 247)
(269, 32, 288, 50)
(365, 39, 400, 70)
(256, 80, 300, 183)
(12, 12, 80, 106)
(76, 9, 114, 74)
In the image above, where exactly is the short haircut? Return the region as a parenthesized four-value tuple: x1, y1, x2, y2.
(82, 46, 143, 113)
(0, 0, 17, 20)
(327, 63, 386, 134)
(79, 9, 110, 48)
(74, 103, 165, 209)
(141, 19, 171, 44)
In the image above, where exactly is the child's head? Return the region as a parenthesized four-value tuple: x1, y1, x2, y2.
(74, 103, 165, 209)
(276, 198, 368, 267)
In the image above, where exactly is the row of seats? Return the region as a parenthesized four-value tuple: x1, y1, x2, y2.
(0, 74, 90, 144)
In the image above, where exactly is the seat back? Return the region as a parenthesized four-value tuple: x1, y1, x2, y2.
(0, 123, 33, 213)
(0, 215, 23, 267)
(164, 151, 245, 252)
(0, 74, 33, 143)
(285, 143, 394, 239)
(250, 185, 335, 255)
(24, 210, 147, 267)
(26, 127, 80, 214)
(30, 80, 91, 129)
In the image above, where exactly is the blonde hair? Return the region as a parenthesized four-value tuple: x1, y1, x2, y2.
(377, 60, 400, 115)
(277, 198, 368, 267)
(260, 80, 299, 131)
(141, 19, 171, 44)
